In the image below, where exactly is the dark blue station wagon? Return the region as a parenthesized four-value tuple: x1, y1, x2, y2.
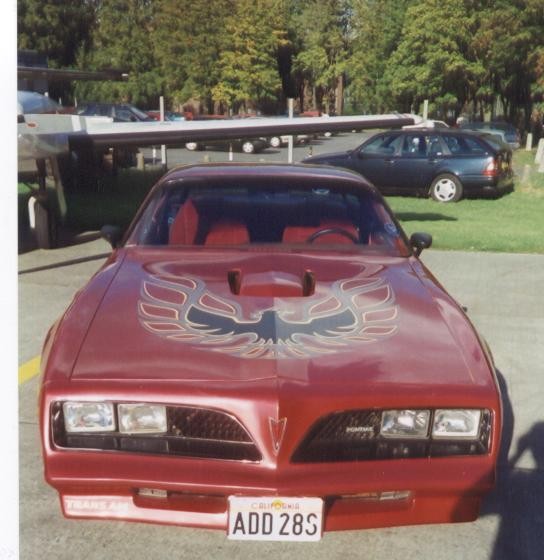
(304, 128, 513, 202)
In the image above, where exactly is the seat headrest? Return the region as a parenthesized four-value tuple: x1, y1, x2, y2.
(169, 199, 199, 245)
(205, 220, 249, 245)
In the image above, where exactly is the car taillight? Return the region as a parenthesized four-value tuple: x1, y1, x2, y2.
(483, 159, 498, 177)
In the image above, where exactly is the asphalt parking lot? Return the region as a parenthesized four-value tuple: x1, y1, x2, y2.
(17, 138, 544, 560)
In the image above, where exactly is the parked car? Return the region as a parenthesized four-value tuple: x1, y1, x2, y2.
(234, 116, 310, 148)
(459, 121, 521, 149)
(303, 128, 513, 202)
(77, 102, 155, 123)
(403, 119, 449, 130)
(17, 90, 67, 115)
(75, 103, 152, 167)
(147, 110, 185, 121)
(298, 110, 335, 137)
(40, 162, 501, 540)
(268, 134, 310, 148)
(185, 137, 268, 154)
(180, 114, 268, 154)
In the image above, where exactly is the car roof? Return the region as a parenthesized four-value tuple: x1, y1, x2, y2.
(80, 102, 133, 108)
(373, 128, 507, 153)
(17, 90, 62, 114)
(159, 162, 378, 192)
(382, 128, 487, 138)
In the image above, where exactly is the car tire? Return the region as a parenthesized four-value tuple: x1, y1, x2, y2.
(185, 142, 202, 151)
(242, 141, 255, 154)
(269, 136, 281, 148)
(430, 174, 463, 202)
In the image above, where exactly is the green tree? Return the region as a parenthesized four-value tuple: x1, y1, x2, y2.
(153, 0, 233, 113)
(525, 0, 544, 109)
(18, 0, 97, 102)
(18, 0, 96, 67)
(472, 1, 525, 121)
(347, 0, 413, 113)
(212, 0, 289, 114)
(75, 0, 162, 107)
(473, 0, 544, 128)
(291, 0, 350, 113)
(382, 0, 480, 118)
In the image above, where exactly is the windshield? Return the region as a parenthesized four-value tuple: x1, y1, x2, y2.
(479, 133, 509, 151)
(129, 105, 154, 121)
(18, 91, 61, 114)
(128, 177, 409, 256)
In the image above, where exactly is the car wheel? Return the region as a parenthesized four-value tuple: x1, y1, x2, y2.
(269, 136, 281, 148)
(430, 174, 463, 202)
(242, 141, 255, 154)
(185, 142, 201, 151)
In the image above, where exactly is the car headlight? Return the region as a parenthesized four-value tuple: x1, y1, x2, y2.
(432, 409, 481, 438)
(118, 403, 167, 434)
(380, 409, 430, 438)
(63, 401, 115, 433)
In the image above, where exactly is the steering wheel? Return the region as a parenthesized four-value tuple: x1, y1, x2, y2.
(306, 227, 358, 244)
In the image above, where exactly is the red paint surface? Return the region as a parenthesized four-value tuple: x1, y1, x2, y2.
(40, 165, 501, 533)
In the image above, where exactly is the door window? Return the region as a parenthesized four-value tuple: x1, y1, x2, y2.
(97, 105, 111, 117)
(426, 135, 443, 156)
(360, 134, 402, 156)
(401, 134, 444, 157)
(115, 108, 137, 122)
(443, 135, 486, 155)
(401, 134, 427, 157)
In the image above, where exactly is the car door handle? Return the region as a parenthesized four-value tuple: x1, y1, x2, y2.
(428, 159, 439, 164)
(384, 159, 395, 164)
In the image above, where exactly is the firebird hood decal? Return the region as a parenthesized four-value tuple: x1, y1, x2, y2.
(138, 275, 398, 359)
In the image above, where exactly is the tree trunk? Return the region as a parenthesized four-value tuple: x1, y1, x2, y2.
(335, 74, 344, 115)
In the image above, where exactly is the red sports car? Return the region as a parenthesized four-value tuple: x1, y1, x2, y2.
(39, 163, 502, 541)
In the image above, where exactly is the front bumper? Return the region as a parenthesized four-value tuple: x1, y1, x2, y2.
(41, 366, 501, 534)
(46, 449, 495, 531)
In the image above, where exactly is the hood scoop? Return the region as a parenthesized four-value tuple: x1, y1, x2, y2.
(228, 269, 316, 297)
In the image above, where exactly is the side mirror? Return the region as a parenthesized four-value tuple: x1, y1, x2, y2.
(101, 225, 123, 249)
(410, 232, 432, 256)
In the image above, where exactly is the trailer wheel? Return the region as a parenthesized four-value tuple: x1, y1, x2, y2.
(32, 197, 58, 249)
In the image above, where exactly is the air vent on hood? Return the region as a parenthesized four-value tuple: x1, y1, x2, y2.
(228, 269, 316, 297)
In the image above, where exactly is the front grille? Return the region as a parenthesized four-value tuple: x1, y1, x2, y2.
(167, 407, 250, 442)
(52, 403, 261, 462)
(292, 409, 491, 463)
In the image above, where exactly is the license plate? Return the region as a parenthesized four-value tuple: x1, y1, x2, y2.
(227, 496, 323, 541)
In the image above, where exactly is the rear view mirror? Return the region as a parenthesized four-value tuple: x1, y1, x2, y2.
(410, 232, 432, 256)
(101, 225, 123, 249)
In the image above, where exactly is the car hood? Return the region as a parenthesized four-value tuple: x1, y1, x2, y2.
(71, 248, 486, 391)
(303, 151, 352, 164)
